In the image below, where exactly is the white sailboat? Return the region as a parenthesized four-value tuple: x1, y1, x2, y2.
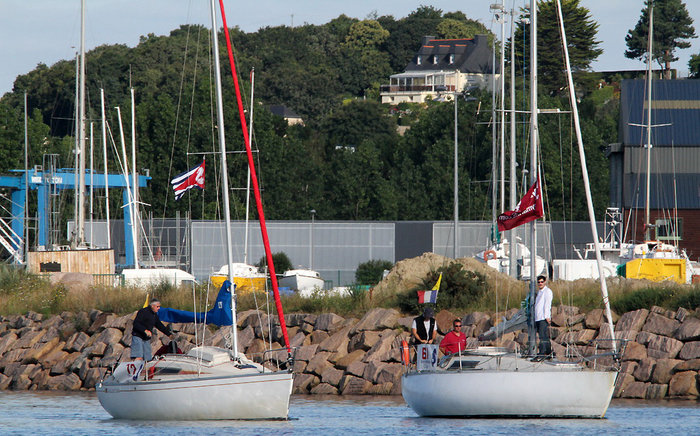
(402, 0, 619, 418)
(96, 0, 293, 420)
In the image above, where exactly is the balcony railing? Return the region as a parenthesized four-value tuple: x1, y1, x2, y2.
(380, 84, 456, 93)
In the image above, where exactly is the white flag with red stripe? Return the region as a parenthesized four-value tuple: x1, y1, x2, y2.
(171, 160, 205, 200)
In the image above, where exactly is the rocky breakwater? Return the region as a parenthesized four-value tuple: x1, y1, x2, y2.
(1, 306, 700, 399)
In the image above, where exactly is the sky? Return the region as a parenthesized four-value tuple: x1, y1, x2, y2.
(1, 0, 699, 96)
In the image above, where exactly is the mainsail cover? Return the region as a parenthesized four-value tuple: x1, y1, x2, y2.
(158, 280, 233, 326)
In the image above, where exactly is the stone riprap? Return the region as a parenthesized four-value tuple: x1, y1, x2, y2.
(0, 306, 699, 399)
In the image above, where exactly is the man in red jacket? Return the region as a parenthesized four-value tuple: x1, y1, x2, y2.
(440, 318, 467, 355)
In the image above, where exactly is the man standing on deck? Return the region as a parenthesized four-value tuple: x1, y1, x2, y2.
(131, 299, 174, 361)
(411, 307, 438, 345)
(534, 275, 553, 360)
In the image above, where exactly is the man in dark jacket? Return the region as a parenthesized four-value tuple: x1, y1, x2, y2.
(131, 299, 173, 361)
(411, 306, 437, 345)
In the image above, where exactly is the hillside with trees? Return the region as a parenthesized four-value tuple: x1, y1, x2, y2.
(0, 4, 623, 242)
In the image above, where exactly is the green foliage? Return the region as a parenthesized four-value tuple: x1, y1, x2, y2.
(513, 0, 603, 96)
(355, 259, 393, 285)
(625, 0, 696, 77)
(689, 53, 700, 79)
(395, 263, 488, 313)
(256, 252, 292, 274)
(611, 284, 700, 313)
(0, 6, 617, 227)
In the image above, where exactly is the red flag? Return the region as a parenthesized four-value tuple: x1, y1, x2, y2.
(497, 176, 544, 231)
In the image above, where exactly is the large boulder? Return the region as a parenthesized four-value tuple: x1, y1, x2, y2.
(310, 382, 338, 395)
(621, 381, 649, 399)
(678, 341, 700, 360)
(335, 350, 365, 370)
(645, 334, 684, 359)
(351, 308, 400, 333)
(348, 331, 381, 352)
(642, 312, 680, 337)
(616, 309, 649, 332)
(362, 330, 397, 363)
(668, 371, 699, 397)
(314, 313, 345, 332)
(622, 341, 647, 361)
(305, 351, 332, 377)
(320, 367, 345, 387)
(340, 375, 372, 395)
(645, 383, 668, 400)
(318, 326, 352, 353)
(675, 317, 700, 342)
(632, 357, 656, 382)
(651, 359, 682, 384)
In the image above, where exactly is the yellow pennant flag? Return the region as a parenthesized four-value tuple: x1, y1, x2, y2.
(432, 273, 442, 291)
(143, 293, 150, 308)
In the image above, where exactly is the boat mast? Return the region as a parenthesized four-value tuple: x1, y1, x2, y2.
(76, 0, 87, 247)
(130, 88, 140, 262)
(217, 0, 291, 354)
(244, 68, 254, 265)
(208, 0, 239, 357)
(453, 75, 458, 259)
(499, 0, 506, 213)
(555, 0, 616, 353)
(100, 89, 111, 248)
(527, 0, 538, 356)
(644, 4, 654, 242)
(23, 92, 29, 262)
(509, 7, 518, 278)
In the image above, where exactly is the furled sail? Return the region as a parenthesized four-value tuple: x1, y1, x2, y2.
(158, 280, 233, 326)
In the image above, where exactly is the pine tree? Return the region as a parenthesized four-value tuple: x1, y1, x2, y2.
(513, 0, 602, 96)
(624, 0, 696, 79)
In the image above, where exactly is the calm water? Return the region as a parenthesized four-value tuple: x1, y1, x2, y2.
(0, 392, 698, 435)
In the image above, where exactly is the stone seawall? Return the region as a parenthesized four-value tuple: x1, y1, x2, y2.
(1, 306, 699, 399)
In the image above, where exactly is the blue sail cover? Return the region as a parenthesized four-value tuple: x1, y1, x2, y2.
(158, 280, 233, 326)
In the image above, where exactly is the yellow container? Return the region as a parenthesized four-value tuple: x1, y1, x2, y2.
(624, 258, 686, 284)
(210, 274, 267, 294)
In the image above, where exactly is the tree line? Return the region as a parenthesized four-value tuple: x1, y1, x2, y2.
(0, 1, 696, 248)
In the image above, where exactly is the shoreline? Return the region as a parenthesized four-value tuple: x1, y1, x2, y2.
(1, 306, 699, 399)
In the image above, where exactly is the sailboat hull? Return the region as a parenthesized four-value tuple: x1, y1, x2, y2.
(402, 364, 617, 418)
(97, 371, 293, 420)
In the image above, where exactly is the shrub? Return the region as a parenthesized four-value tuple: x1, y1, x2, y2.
(257, 252, 292, 274)
(355, 259, 393, 285)
(396, 262, 488, 313)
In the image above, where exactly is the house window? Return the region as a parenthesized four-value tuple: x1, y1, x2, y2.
(449, 54, 455, 64)
(656, 218, 682, 241)
(416, 56, 422, 65)
(432, 55, 438, 65)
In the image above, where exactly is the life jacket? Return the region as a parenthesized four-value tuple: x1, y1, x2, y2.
(413, 315, 435, 341)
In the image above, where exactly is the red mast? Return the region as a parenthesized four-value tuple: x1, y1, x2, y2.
(216, 0, 290, 354)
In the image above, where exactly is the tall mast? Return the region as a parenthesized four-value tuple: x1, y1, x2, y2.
(23, 92, 29, 261)
(76, 0, 87, 247)
(644, 3, 654, 241)
(453, 76, 459, 260)
(499, 0, 506, 213)
(509, 7, 518, 278)
(100, 89, 111, 248)
(130, 88, 140, 261)
(527, 0, 538, 356)
(244, 68, 254, 265)
(209, 0, 239, 357)
(555, 0, 616, 353)
(217, 0, 290, 354)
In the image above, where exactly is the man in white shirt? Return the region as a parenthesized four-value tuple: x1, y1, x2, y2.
(411, 307, 438, 345)
(534, 275, 553, 359)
